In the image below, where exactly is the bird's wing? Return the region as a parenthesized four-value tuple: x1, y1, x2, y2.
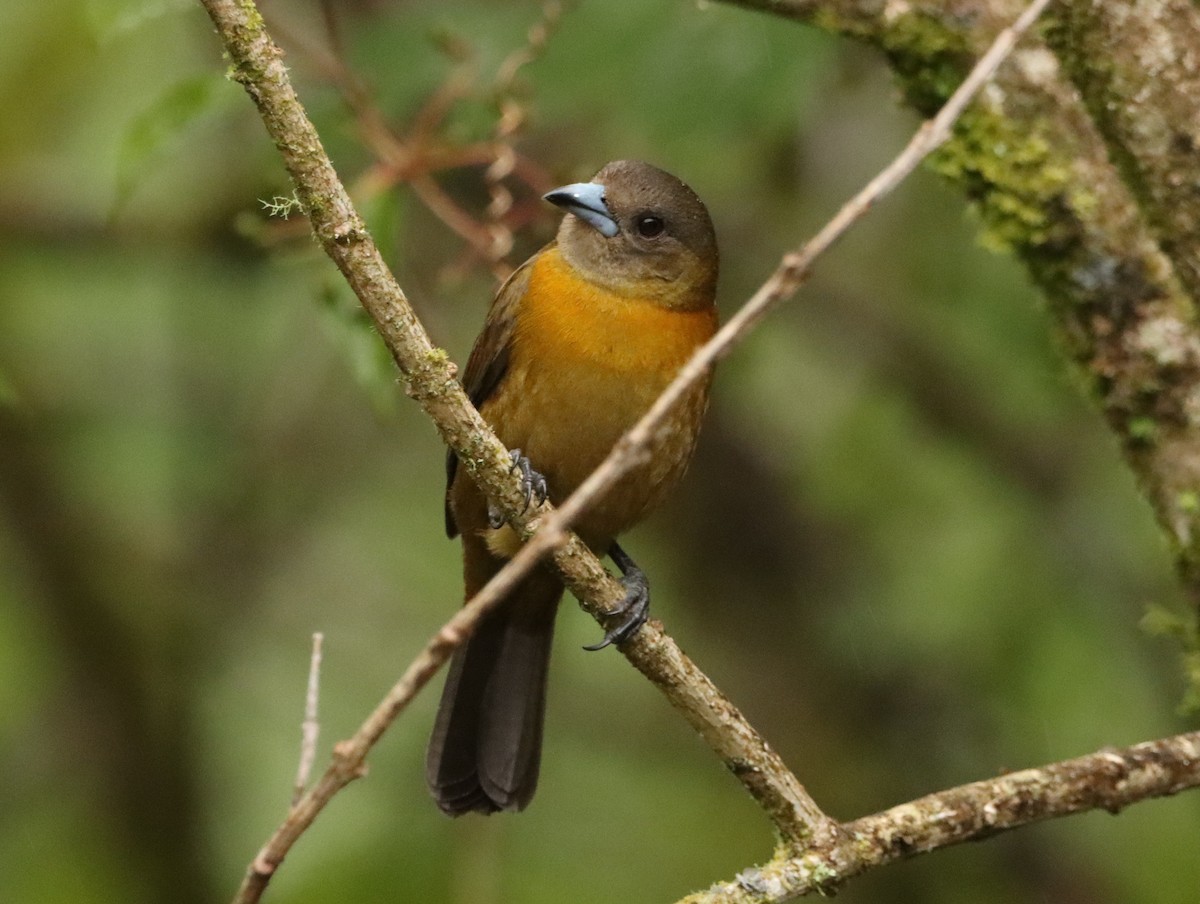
(445, 255, 537, 537)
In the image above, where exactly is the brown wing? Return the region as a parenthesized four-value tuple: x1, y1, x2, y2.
(445, 255, 537, 537)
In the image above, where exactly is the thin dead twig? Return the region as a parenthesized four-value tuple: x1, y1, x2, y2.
(483, 1, 564, 271)
(291, 632, 324, 806)
(264, 3, 546, 275)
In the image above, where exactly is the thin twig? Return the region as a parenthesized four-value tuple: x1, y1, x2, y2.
(318, 0, 344, 63)
(291, 632, 324, 806)
(410, 174, 501, 256)
(482, 1, 563, 272)
(264, 3, 542, 274)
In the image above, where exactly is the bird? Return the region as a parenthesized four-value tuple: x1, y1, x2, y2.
(427, 160, 719, 816)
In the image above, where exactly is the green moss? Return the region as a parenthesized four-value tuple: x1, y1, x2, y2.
(809, 859, 841, 895)
(879, 10, 975, 114)
(876, 11, 1076, 258)
(929, 108, 1073, 253)
(1126, 415, 1159, 445)
(1068, 182, 1100, 219)
(236, 0, 266, 32)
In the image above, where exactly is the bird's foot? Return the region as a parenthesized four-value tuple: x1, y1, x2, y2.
(487, 449, 549, 529)
(584, 543, 649, 651)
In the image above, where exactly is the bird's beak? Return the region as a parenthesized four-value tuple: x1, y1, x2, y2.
(543, 182, 619, 238)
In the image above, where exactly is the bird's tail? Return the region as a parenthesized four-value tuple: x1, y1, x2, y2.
(426, 550, 561, 815)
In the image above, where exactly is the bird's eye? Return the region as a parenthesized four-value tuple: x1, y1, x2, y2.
(635, 215, 665, 238)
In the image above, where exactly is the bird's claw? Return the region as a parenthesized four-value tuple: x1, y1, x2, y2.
(510, 449, 549, 510)
(487, 449, 548, 529)
(584, 544, 649, 651)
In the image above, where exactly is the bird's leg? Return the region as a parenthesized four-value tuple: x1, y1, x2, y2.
(487, 449, 549, 529)
(583, 541, 650, 651)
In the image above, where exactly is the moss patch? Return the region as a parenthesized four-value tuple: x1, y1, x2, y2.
(930, 108, 1073, 253)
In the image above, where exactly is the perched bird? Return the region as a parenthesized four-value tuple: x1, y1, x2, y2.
(427, 160, 719, 815)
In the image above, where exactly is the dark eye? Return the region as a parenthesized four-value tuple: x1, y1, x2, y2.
(635, 215, 665, 238)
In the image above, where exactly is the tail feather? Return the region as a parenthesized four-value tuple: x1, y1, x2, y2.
(426, 565, 561, 816)
(476, 614, 555, 807)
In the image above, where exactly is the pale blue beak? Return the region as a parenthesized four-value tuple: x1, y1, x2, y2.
(543, 181, 619, 237)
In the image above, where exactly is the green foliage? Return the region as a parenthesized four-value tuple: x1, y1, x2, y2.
(319, 276, 400, 416)
(0, 369, 17, 407)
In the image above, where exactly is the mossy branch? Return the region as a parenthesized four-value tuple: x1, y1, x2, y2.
(1042, 0, 1200, 612)
(723, 0, 1200, 702)
(683, 730, 1200, 903)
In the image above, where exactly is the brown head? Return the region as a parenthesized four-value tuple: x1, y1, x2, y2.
(543, 160, 718, 311)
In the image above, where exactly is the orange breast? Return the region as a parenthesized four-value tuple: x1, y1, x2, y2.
(483, 246, 717, 545)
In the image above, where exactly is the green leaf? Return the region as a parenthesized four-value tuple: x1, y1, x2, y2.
(113, 73, 228, 214)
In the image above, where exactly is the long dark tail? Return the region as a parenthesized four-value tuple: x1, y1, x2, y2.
(426, 552, 561, 815)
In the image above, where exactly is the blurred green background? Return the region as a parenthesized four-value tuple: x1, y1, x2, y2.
(2, 1, 1197, 902)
